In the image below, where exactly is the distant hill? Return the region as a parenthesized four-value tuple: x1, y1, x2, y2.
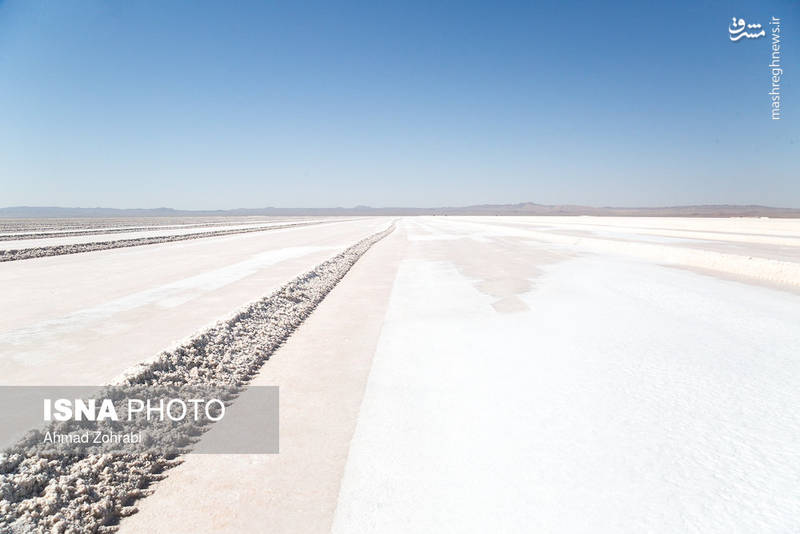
(2, 203, 800, 218)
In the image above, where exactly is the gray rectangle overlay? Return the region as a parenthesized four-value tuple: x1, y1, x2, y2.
(0, 385, 278, 455)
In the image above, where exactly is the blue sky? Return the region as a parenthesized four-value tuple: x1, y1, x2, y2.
(0, 0, 797, 209)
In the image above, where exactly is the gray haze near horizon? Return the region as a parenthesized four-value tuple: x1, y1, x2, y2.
(3, 204, 800, 218)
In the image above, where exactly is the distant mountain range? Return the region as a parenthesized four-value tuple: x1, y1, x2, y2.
(2, 203, 800, 218)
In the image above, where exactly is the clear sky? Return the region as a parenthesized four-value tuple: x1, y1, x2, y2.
(0, 0, 797, 209)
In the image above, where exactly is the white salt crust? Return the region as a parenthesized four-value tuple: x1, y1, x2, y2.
(0, 223, 394, 533)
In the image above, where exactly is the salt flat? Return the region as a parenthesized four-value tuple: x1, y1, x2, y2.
(334, 218, 800, 533)
(0, 219, 320, 250)
(97, 216, 800, 533)
(1, 216, 799, 531)
(0, 217, 389, 384)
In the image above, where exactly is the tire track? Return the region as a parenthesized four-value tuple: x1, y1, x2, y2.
(0, 220, 344, 263)
(0, 221, 301, 241)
